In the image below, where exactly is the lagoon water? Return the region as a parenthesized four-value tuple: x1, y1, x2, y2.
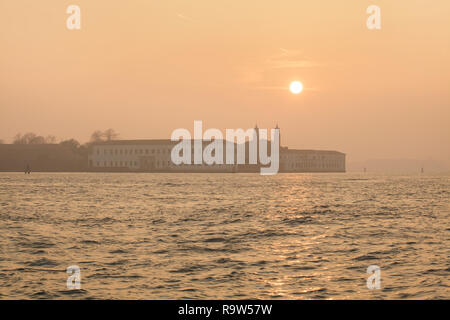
(0, 172, 448, 299)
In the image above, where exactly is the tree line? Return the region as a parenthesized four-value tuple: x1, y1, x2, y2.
(0, 129, 120, 148)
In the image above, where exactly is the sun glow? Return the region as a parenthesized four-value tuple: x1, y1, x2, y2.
(289, 81, 303, 94)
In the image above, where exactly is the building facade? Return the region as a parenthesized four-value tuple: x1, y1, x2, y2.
(280, 148, 345, 172)
(88, 136, 346, 173)
(88, 140, 237, 172)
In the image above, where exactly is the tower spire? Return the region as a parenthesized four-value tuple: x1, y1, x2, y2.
(275, 123, 280, 148)
(254, 123, 260, 164)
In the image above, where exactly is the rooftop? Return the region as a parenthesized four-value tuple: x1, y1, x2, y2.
(91, 139, 345, 155)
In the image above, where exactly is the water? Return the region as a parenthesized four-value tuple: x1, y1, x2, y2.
(0, 172, 448, 299)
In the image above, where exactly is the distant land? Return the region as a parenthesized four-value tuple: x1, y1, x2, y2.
(1, 130, 449, 173)
(348, 158, 450, 173)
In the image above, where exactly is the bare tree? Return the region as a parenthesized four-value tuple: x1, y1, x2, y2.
(90, 130, 104, 143)
(23, 133, 38, 144)
(90, 129, 119, 142)
(60, 139, 80, 150)
(28, 135, 46, 144)
(103, 128, 119, 141)
(45, 135, 57, 144)
(13, 132, 36, 144)
(13, 132, 50, 144)
(13, 133, 25, 144)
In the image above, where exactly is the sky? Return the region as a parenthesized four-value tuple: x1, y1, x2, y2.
(1, 0, 449, 164)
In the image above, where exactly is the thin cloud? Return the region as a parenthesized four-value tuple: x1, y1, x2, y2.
(250, 85, 319, 92)
(176, 13, 195, 22)
(238, 49, 322, 91)
(266, 48, 321, 69)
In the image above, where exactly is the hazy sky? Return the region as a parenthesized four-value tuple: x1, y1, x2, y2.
(1, 0, 449, 163)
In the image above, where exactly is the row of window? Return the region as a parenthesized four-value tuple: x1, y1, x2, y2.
(281, 155, 341, 161)
(285, 161, 343, 169)
(95, 160, 171, 168)
(95, 161, 138, 167)
(94, 161, 239, 168)
(96, 148, 171, 155)
(94, 160, 343, 169)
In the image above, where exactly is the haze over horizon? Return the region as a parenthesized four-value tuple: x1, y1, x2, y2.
(0, 1, 449, 302)
(1, 0, 449, 165)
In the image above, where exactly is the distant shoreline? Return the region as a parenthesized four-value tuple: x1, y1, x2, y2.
(0, 170, 348, 174)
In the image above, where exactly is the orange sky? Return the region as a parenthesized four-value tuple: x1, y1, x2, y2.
(1, 0, 449, 164)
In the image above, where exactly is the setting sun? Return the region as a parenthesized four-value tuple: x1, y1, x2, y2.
(289, 81, 303, 94)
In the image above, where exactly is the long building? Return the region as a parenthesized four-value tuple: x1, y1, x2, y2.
(280, 148, 345, 172)
(0, 144, 87, 172)
(88, 139, 237, 173)
(87, 130, 345, 173)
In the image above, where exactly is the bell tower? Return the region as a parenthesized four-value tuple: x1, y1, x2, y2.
(255, 124, 260, 164)
(275, 123, 281, 147)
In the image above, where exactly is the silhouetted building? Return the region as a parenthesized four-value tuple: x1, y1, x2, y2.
(88, 127, 346, 173)
(88, 139, 237, 172)
(280, 148, 345, 172)
(0, 144, 87, 172)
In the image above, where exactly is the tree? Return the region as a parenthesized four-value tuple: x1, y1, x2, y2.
(13, 132, 52, 144)
(60, 139, 80, 150)
(13, 133, 25, 144)
(13, 132, 37, 144)
(28, 135, 46, 144)
(90, 130, 104, 143)
(90, 129, 119, 142)
(45, 135, 57, 144)
(103, 128, 119, 141)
